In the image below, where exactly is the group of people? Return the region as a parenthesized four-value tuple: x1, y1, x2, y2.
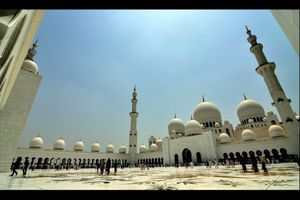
(10, 157, 30, 176)
(96, 158, 119, 175)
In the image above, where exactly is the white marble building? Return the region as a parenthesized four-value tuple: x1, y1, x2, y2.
(11, 27, 299, 171)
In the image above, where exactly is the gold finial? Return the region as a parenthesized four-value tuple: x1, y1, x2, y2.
(202, 95, 205, 102)
(243, 93, 247, 100)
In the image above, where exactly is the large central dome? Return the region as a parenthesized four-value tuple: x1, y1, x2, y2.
(193, 101, 222, 125)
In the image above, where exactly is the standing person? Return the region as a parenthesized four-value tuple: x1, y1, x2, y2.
(259, 154, 268, 173)
(22, 157, 30, 176)
(113, 160, 118, 175)
(99, 159, 105, 175)
(105, 158, 111, 175)
(96, 161, 100, 173)
(240, 155, 247, 173)
(10, 157, 21, 176)
(250, 155, 259, 172)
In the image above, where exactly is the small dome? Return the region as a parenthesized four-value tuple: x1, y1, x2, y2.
(237, 99, 265, 123)
(268, 125, 286, 138)
(156, 138, 162, 143)
(215, 122, 220, 128)
(295, 115, 299, 120)
(248, 118, 254, 124)
(54, 138, 65, 150)
(74, 140, 84, 151)
(106, 143, 115, 153)
(140, 144, 147, 153)
(200, 124, 205, 129)
(22, 59, 38, 74)
(29, 136, 43, 149)
(168, 116, 185, 135)
(119, 144, 127, 154)
(193, 101, 222, 125)
(263, 117, 267, 122)
(150, 143, 158, 152)
(185, 119, 203, 135)
(91, 142, 100, 152)
(219, 133, 231, 144)
(241, 129, 256, 142)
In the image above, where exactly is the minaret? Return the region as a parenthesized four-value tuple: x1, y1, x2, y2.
(246, 26, 299, 146)
(129, 85, 138, 165)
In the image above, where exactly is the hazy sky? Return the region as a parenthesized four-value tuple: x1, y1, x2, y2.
(19, 10, 299, 152)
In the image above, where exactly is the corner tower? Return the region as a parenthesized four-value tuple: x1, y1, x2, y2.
(129, 85, 138, 165)
(246, 26, 299, 154)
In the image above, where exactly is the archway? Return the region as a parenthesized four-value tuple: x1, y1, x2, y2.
(182, 148, 192, 164)
(196, 152, 202, 164)
(174, 154, 179, 167)
(256, 150, 262, 157)
(272, 149, 280, 162)
(223, 153, 228, 160)
(229, 152, 235, 161)
(280, 148, 288, 162)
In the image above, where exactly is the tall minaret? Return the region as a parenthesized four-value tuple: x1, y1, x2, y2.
(129, 85, 138, 165)
(246, 26, 299, 148)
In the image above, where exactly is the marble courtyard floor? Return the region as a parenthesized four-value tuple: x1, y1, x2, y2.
(0, 163, 299, 190)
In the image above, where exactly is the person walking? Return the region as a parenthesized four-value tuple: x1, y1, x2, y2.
(105, 158, 111, 175)
(10, 157, 21, 176)
(113, 160, 118, 175)
(22, 157, 30, 175)
(259, 154, 268, 173)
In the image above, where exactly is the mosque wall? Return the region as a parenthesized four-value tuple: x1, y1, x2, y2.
(162, 131, 218, 165)
(135, 151, 164, 161)
(0, 69, 41, 172)
(15, 148, 130, 164)
(216, 137, 296, 158)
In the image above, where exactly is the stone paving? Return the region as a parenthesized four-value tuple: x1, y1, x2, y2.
(0, 163, 298, 190)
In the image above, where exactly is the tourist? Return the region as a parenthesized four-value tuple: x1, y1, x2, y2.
(100, 159, 105, 175)
(22, 157, 30, 176)
(259, 154, 268, 173)
(240, 155, 247, 173)
(113, 160, 118, 174)
(10, 157, 21, 176)
(106, 158, 111, 175)
(250, 155, 259, 172)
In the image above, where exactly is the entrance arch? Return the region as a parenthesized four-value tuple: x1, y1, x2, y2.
(196, 152, 202, 163)
(182, 148, 192, 164)
(174, 154, 179, 167)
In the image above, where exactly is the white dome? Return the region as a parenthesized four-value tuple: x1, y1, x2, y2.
(249, 118, 254, 124)
(168, 117, 185, 135)
(139, 144, 147, 153)
(185, 119, 203, 135)
(91, 142, 100, 152)
(193, 101, 222, 126)
(106, 143, 115, 153)
(237, 99, 265, 123)
(241, 129, 256, 142)
(54, 138, 65, 150)
(156, 138, 162, 143)
(119, 144, 127, 154)
(263, 117, 267, 122)
(200, 124, 205, 129)
(215, 122, 220, 128)
(296, 115, 299, 120)
(219, 133, 231, 144)
(29, 136, 43, 149)
(268, 125, 285, 138)
(150, 143, 158, 152)
(22, 59, 38, 74)
(74, 140, 84, 151)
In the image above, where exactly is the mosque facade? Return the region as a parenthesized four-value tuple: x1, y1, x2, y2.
(12, 28, 299, 171)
